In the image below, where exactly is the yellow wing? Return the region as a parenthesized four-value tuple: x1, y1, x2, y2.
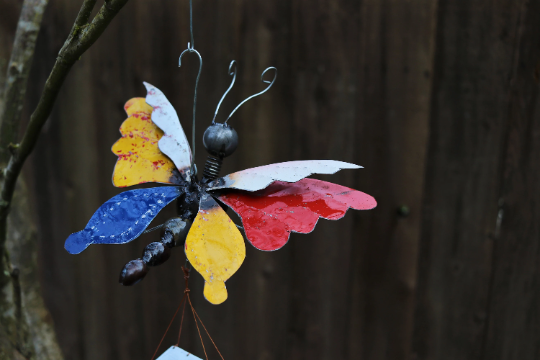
(111, 98, 183, 187)
(185, 194, 246, 305)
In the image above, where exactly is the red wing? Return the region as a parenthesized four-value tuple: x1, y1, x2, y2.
(217, 178, 376, 251)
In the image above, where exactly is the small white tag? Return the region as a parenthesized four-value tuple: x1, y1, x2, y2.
(156, 346, 202, 360)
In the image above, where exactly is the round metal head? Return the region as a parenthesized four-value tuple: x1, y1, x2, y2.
(203, 123, 239, 158)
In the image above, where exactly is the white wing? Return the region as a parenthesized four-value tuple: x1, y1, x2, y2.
(206, 160, 362, 192)
(144, 82, 192, 181)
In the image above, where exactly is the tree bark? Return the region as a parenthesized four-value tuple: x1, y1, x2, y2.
(0, 0, 132, 358)
(0, 0, 62, 358)
(1, 179, 64, 359)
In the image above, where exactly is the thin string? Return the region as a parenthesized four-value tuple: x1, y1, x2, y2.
(151, 264, 224, 360)
(188, 296, 209, 360)
(150, 293, 188, 360)
(188, 297, 225, 360)
(176, 266, 191, 345)
(176, 299, 188, 345)
(189, 0, 194, 48)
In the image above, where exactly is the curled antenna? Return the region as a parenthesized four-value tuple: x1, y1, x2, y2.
(212, 60, 238, 124)
(225, 66, 277, 124)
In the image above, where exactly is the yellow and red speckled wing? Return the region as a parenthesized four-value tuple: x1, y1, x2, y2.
(185, 194, 246, 305)
(111, 98, 184, 187)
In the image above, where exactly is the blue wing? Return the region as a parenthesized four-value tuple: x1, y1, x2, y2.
(65, 186, 182, 254)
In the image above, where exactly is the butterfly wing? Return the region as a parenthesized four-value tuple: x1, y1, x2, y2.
(185, 194, 245, 305)
(144, 82, 192, 180)
(112, 98, 185, 187)
(65, 186, 182, 254)
(206, 160, 361, 192)
(217, 178, 376, 251)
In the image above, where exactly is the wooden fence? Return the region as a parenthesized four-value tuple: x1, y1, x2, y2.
(2, 0, 539, 359)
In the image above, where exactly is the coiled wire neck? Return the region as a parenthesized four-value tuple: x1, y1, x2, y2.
(201, 155, 223, 183)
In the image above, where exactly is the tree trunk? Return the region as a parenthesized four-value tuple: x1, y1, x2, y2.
(0, 179, 63, 359)
(0, 0, 63, 358)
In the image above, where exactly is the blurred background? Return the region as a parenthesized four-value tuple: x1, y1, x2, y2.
(1, 0, 540, 359)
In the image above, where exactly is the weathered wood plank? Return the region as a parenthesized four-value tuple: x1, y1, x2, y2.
(412, 1, 536, 359)
(345, 1, 436, 359)
(481, 0, 540, 358)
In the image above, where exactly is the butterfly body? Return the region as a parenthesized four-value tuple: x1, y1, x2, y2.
(202, 123, 239, 159)
(65, 82, 377, 304)
(175, 180, 202, 220)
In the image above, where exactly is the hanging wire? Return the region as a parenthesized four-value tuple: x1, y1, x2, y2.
(212, 60, 238, 123)
(225, 66, 277, 124)
(188, 297, 225, 360)
(150, 266, 224, 360)
(189, 0, 194, 48)
(179, 0, 201, 171)
(176, 265, 191, 346)
(150, 293, 188, 360)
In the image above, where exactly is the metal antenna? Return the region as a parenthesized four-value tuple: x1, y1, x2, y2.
(179, 0, 201, 171)
(212, 60, 238, 124)
(225, 67, 277, 124)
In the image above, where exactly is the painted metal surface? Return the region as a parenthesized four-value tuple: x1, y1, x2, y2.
(144, 82, 192, 180)
(112, 98, 184, 187)
(219, 178, 377, 251)
(65, 186, 182, 254)
(185, 194, 245, 305)
(207, 160, 362, 192)
(156, 346, 202, 360)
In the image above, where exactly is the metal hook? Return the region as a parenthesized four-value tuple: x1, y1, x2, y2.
(179, 48, 202, 167)
(178, 0, 201, 170)
(212, 60, 238, 124)
(225, 67, 277, 124)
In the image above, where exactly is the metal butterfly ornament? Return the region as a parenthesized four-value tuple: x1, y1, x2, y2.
(64, 62, 377, 305)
